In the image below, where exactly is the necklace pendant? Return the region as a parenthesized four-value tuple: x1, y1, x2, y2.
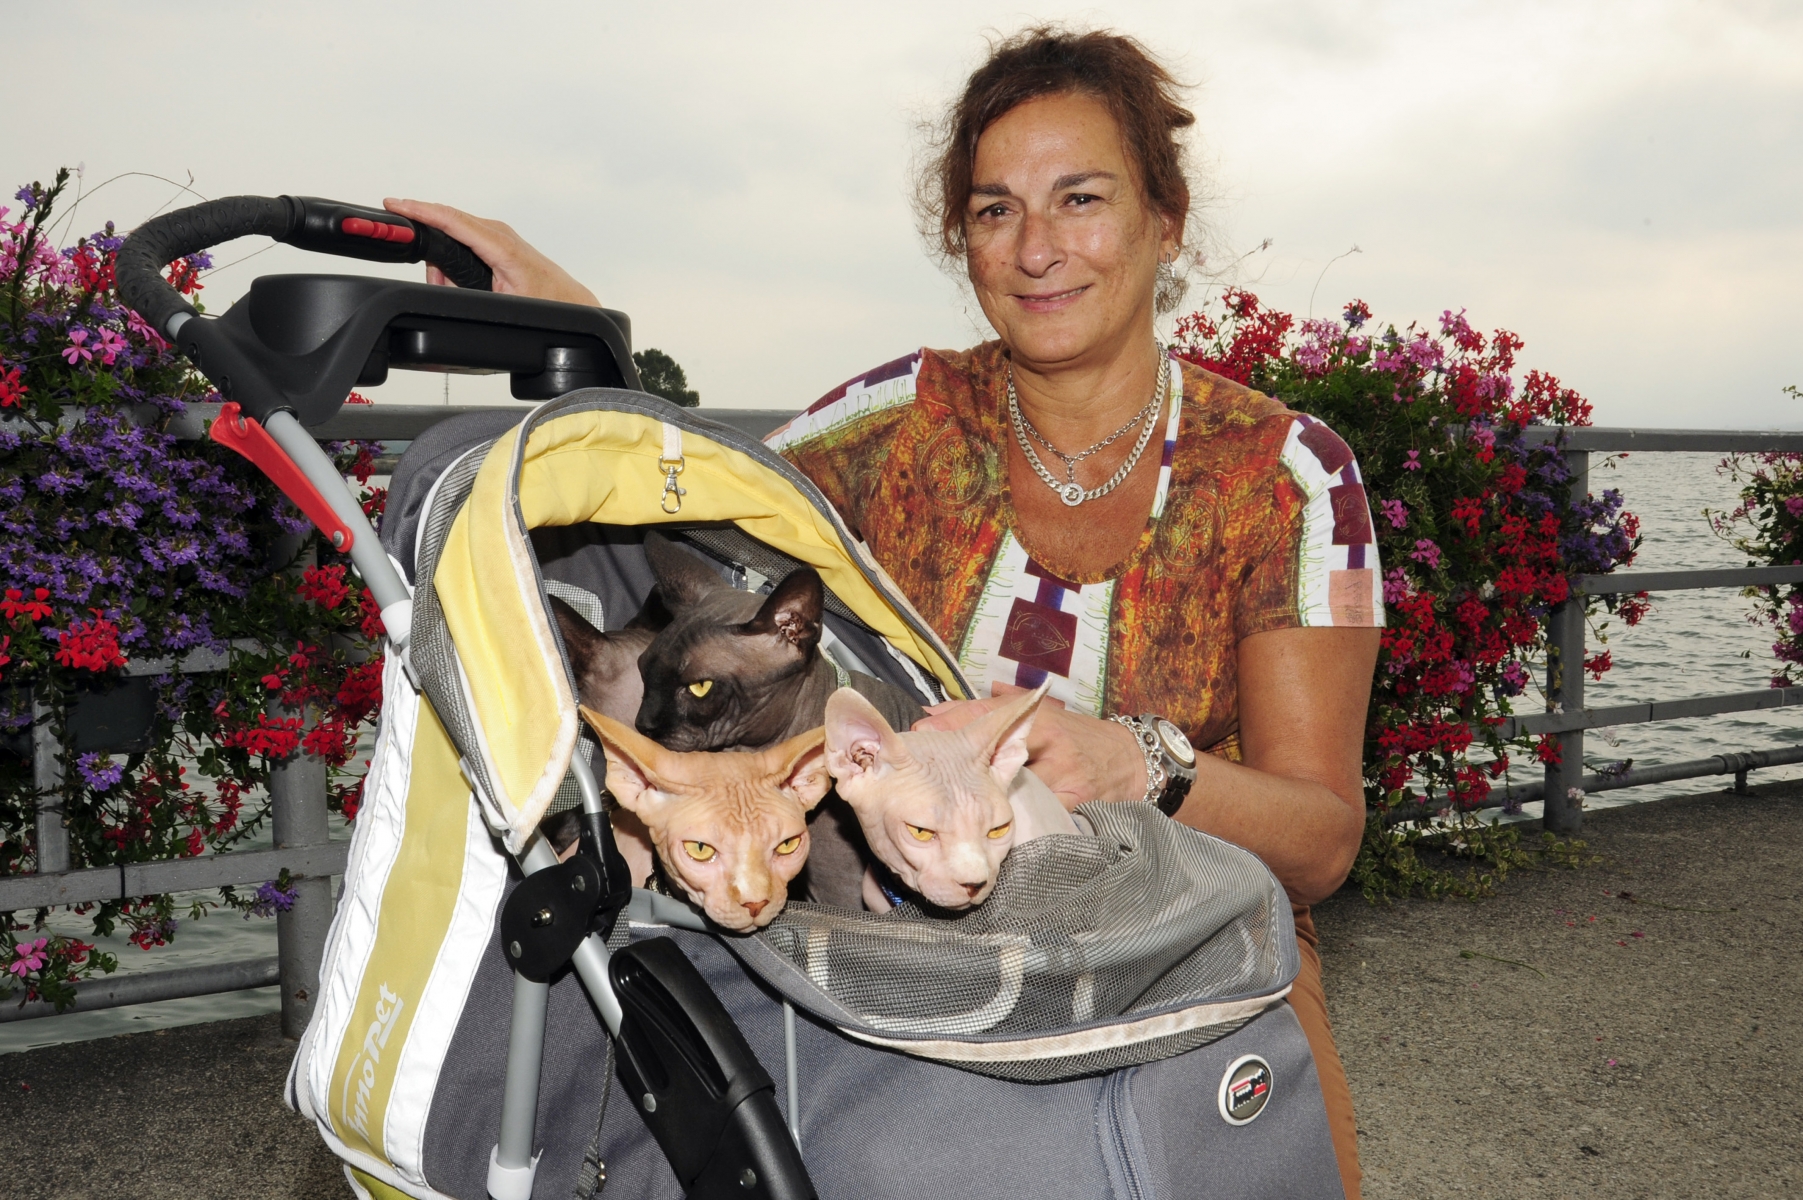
(1059, 482, 1086, 506)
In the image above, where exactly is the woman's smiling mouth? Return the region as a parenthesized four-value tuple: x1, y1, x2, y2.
(1014, 284, 1089, 310)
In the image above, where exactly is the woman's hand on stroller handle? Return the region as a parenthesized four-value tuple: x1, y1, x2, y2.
(383, 198, 602, 308)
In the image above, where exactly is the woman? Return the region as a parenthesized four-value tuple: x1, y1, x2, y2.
(388, 27, 1379, 1198)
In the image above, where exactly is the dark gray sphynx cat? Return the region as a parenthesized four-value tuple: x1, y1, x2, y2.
(633, 532, 922, 909)
(550, 531, 920, 909)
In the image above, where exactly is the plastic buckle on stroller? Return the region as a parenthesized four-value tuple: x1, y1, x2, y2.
(660, 423, 687, 513)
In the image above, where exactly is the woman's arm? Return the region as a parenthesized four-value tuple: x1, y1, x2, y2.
(917, 624, 1376, 906)
(1180, 626, 1376, 905)
(382, 198, 601, 306)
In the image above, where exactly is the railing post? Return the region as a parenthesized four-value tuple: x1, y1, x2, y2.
(31, 691, 69, 874)
(1543, 448, 1590, 834)
(269, 704, 332, 1040)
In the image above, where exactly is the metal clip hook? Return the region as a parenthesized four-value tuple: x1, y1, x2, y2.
(659, 456, 686, 514)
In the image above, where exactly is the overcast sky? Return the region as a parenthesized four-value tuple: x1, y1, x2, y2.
(12, 1, 1801, 426)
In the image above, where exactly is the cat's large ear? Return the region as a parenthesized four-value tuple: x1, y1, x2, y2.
(582, 707, 676, 819)
(824, 686, 905, 784)
(643, 531, 729, 609)
(767, 727, 832, 810)
(550, 594, 605, 662)
(741, 568, 823, 655)
(623, 588, 674, 633)
(964, 681, 1050, 786)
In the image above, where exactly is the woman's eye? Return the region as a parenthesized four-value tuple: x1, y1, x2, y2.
(774, 834, 803, 856)
(687, 680, 713, 698)
(1065, 193, 1097, 208)
(905, 823, 935, 843)
(987, 822, 1013, 840)
(682, 840, 716, 862)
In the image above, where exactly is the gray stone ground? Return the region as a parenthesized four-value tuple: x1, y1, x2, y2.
(5, 782, 1799, 1199)
(1318, 782, 1802, 1200)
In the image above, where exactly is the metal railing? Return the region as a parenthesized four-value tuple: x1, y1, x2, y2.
(1515, 427, 1803, 832)
(8, 409, 1802, 1022)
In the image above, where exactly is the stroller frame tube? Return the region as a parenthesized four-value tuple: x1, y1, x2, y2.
(261, 410, 416, 647)
(489, 752, 624, 1199)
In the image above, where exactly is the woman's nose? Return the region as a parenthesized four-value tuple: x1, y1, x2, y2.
(1014, 209, 1061, 277)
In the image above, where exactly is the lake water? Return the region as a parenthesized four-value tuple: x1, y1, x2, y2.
(7, 451, 1796, 1053)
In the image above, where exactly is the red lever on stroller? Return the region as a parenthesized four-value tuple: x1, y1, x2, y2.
(208, 403, 357, 553)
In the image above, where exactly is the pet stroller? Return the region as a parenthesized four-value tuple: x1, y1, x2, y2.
(118, 198, 1347, 1200)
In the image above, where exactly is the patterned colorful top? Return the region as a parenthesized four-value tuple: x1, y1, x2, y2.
(768, 341, 1384, 757)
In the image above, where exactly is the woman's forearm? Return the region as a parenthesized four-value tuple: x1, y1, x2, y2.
(1169, 754, 1365, 907)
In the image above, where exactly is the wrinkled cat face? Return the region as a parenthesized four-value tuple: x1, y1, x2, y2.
(632, 532, 825, 752)
(824, 684, 1046, 910)
(584, 709, 832, 931)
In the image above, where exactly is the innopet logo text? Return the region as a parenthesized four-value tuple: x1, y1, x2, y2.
(343, 983, 405, 1140)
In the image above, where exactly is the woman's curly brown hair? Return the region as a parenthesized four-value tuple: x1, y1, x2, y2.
(919, 26, 1199, 285)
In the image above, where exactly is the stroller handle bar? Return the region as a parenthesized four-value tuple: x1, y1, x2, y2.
(117, 194, 493, 340)
(115, 195, 498, 647)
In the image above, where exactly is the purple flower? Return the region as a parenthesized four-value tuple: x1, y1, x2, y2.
(1380, 498, 1410, 529)
(1410, 539, 1442, 569)
(13, 185, 37, 209)
(1383, 567, 1412, 604)
(76, 752, 125, 792)
(1498, 661, 1529, 696)
(1784, 496, 1803, 518)
(247, 880, 298, 919)
(1403, 450, 1422, 471)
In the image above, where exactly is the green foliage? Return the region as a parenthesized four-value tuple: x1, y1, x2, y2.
(633, 347, 699, 407)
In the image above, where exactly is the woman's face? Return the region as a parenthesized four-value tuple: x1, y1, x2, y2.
(964, 91, 1179, 372)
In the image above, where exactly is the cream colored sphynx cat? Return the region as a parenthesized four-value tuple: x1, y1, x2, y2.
(822, 682, 1084, 912)
(581, 708, 832, 932)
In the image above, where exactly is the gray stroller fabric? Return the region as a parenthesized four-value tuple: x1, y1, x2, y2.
(589, 926, 1344, 1200)
(736, 801, 1298, 1082)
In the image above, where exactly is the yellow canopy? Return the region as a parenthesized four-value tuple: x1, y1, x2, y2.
(428, 404, 967, 847)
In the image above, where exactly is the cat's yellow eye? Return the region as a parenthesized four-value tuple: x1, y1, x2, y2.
(687, 679, 714, 698)
(682, 840, 716, 862)
(987, 822, 1013, 840)
(905, 823, 935, 843)
(774, 834, 803, 856)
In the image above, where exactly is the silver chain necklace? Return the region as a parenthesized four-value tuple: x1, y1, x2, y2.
(1007, 349, 1171, 507)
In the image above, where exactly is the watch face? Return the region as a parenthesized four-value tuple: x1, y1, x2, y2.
(1153, 718, 1196, 767)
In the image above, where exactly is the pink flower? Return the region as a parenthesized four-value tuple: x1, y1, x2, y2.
(61, 327, 93, 365)
(1403, 449, 1422, 471)
(95, 328, 127, 366)
(1410, 539, 1442, 569)
(8, 938, 48, 978)
(1784, 496, 1803, 518)
(1404, 335, 1445, 372)
(125, 309, 167, 349)
(1380, 498, 1409, 529)
(1382, 567, 1412, 604)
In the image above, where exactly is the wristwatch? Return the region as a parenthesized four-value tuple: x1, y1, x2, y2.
(1111, 714, 1198, 816)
